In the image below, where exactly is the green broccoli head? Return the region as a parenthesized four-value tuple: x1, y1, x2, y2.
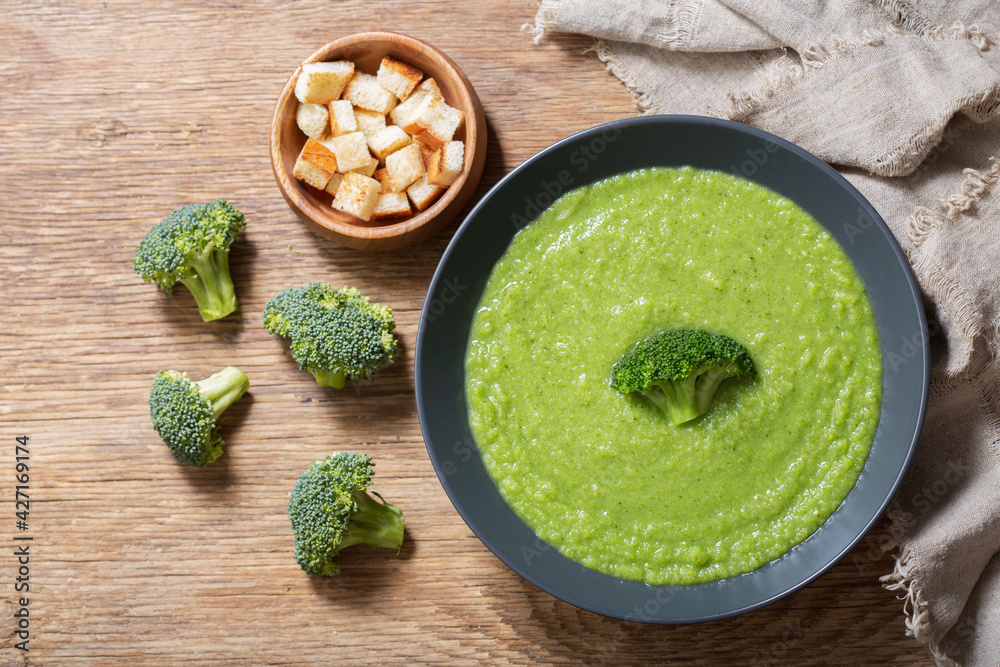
(133, 199, 246, 321)
(263, 283, 397, 388)
(149, 366, 250, 466)
(611, 329, 756, 425)
(288, 452, 405, 576)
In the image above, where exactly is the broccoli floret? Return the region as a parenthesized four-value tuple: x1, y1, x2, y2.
(610, 329, 756, 425)
(288, 452, 405, 576)
(149, 366, 250, 466)
(263, 283, 397, 388)
(133, 199, 246, 321)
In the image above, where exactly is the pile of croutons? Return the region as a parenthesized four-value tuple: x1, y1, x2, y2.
(291, 56, 465, 222)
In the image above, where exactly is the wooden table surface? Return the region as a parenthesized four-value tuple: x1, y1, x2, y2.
(1, 1, 935, 664)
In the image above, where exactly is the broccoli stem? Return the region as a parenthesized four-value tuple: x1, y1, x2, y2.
(195, 366, 250, 420)
(647, 379, 701, 425)
(310, 368, 347, 389)
(337, 490, 405, 553)
(179, 248, 238, 321)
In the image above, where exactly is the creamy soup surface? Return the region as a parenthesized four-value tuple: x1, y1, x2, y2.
(465, 166, 882, 584)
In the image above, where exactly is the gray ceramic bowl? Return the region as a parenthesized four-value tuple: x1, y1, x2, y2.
(415, 115, 929, 623)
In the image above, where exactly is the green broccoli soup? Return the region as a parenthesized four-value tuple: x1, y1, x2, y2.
(464, 166, 882, 585)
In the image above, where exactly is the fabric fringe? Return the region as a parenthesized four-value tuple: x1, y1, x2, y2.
(522, 0, 561, 45)
(912, 252, 984, 382)
(652, 0, 702, 50)
(871, 0, 936, 35)
(711, 31, 887, 122)
(908, 157, 1000, 246)
(872, 0, 996, 51)
(920, 21, 994, 51)
(587, 39, 658, 113)
(706, 51, 803, 120)
(881, 543, 934, 642)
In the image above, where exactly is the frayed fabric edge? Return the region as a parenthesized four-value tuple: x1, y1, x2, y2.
(911, 252, 983, 382)
(908, 157, 1000, 246)
(588, 39, 659, 114)
(873, 1, 997, 51)
(522, 0, 561, 45)
(883, 501, 971, 667)
(881, 542, 934, 643)
(711, 30, 888, 123)
(651, 0, 702, 51)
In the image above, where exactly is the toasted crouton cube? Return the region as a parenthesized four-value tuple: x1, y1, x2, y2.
(372, 192, 412, 221)
(367, 125, 412, 161)
(296, 102, 330, 140)
(385, 143, 425, 192)
(295, 61, 355, 104)
(372, 167, 391, 190)
(389, 91, 430, 132)
(410, 96, 463, 150)
(293, 159, 331, 190)
(427, 141, 465, 186)
(377, 56, 424, 100)
(343, 72, 397, 114)
(331, 172, 381, 221)
(348, 156, 378, 177)
(292, 138, 339, 189)
(324, 172, 344, 197)
(354, 107, 388, 138)
(328, 100, 358, 136)
(406, 173, 446, 211)
(415, 77, 444, 100)
(416, 142, 435, 168)
(326, 131, 373, 174)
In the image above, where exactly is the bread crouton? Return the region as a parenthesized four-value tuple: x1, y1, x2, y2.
(296, 102, 330, 140)
(331, 172, 381, 221)
(343, 72, 397, 114)
(406, 173, 446, 211)
(389, 90, 430, 131)
(324, 172, 344, 197)
(353, 107, 388, 138)
(426, 140, 465, 186)
(367, 125, 412, 161)
(415, 77, 444, 100)
(377, 56, 424, 100)
(292, 138, 339, 189)
(372, 192, 412, 221)
(326, 131, 373, 174)
(416, 142, 435, 168)
(295, 61, 355, 104)
(409, 96, 464, 150)
(328, 100, 358, 136)
(384, 143, 425, 192)
(348, 156, 378, 177)
(292, 159, 332, 190)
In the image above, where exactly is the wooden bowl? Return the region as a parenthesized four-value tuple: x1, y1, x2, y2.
(270, 32, 487, 251)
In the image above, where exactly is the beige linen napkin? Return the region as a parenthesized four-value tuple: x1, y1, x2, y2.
(528, 2, 1000, 664)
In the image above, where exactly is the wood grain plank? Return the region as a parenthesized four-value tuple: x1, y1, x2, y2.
(0, 0, 933, 664)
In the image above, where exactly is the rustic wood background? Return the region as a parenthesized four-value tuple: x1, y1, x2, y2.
(0, 1, 934, 664)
